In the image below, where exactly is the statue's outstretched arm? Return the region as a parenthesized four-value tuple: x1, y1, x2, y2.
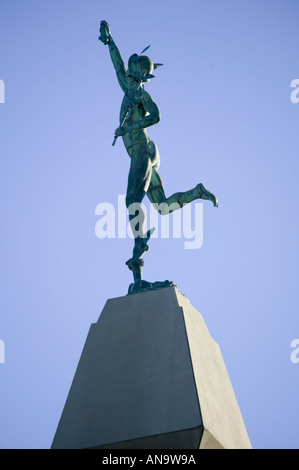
(99, 21, 127, 93)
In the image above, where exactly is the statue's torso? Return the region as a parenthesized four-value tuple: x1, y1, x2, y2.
(120, 93, 149, 158)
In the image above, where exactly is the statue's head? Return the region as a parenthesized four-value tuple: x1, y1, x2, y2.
(127, 54, 154, 83)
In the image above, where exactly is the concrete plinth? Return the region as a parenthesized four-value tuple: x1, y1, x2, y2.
(51, 286, 251, 449)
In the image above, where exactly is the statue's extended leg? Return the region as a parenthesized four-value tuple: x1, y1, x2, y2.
(126, 156, 155, 260)
(147, 168, 218, 211)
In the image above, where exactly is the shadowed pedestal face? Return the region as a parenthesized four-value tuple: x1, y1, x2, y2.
(51, 287, 251, 449)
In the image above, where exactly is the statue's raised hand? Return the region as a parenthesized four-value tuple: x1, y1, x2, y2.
(99, 20, 110, 45)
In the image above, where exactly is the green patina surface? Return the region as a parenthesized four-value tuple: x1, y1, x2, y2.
(99, 21, 218, 293)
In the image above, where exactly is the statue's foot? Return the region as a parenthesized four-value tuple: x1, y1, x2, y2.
(127, 279, 176, 295)
(197, 183, 218, 207)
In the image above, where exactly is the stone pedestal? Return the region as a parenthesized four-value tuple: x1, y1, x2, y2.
(51, 287, 251, 449)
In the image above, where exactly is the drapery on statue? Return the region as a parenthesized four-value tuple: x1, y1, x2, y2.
(99, 21, 218, 294)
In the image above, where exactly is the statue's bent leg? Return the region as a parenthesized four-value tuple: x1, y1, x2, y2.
(147, 168, 218, 211)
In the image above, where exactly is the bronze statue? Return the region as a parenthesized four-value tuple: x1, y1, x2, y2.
(99, 21, 218, 293)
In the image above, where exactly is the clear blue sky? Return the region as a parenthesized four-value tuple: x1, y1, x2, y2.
(0, 0, 298, 449)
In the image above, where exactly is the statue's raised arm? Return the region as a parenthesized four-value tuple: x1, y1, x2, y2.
(99, 21, 127, 93)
